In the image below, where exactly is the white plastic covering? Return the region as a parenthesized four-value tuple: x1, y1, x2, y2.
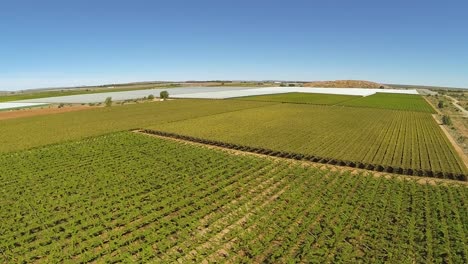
(0, 102, 48, 110)
(10, 87, 419, 103)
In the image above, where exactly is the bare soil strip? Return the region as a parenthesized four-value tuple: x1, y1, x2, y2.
(133, 130, 468, 186)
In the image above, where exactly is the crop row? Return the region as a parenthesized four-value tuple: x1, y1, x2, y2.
(0, 98, 273, 153)
(147, 104, 467, 179)
(139, 129, 466, 180)
(238, 92, 358, 105)
(338, 93, 436, 113)
(239, 92, 435, 113)
(1, 132, 467, 263)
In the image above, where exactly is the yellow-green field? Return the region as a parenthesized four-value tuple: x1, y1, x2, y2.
(1, 132, 466, 263)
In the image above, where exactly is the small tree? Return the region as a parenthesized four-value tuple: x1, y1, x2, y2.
(438, 100, 444, 108)
(148, 94, 154, 100)
(160, 91, 169, 100)
(104, 97, 112, 107)
(442, 115, 452, 125)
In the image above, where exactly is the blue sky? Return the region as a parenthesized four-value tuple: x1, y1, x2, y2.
(1, 0, 467, 90)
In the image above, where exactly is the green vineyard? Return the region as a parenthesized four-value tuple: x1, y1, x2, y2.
(1, 132, 467, 263)
(149, 103, 466, 178)
(239, 92, 358, 105)
(338, 93, 436, 113)
(0, 99, 272, 153)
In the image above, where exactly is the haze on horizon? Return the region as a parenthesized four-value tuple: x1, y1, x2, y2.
(1, 0, 467, 91)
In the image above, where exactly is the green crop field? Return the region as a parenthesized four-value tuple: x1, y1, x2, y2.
(1, 132, 466, 263)
(338, 93, 436, 113)
(149, 103, 466, 179)
(239, 92, 358, 105)
(0, 99, 272, 153)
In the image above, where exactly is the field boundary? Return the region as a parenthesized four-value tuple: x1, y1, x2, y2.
(135, 129, 467, 182)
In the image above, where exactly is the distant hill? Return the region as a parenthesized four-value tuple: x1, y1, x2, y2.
(303, 80, 386, 88)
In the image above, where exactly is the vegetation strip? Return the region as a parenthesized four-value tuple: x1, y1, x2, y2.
(138, 129, 467, 181)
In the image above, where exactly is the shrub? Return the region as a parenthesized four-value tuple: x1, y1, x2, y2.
(148, 94, 155, 100)
(104, 97, 112, 107)
(160, 91, 169, 100)
(442, 115, 452, 125)
(438, 100, 444, 108)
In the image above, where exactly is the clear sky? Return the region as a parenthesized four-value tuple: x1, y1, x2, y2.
(1, 0, 467, 90)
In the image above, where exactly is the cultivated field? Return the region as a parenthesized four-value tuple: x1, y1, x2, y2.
(339, 93, 436, 113)
(149, 103, 466, 179)
(0, 99, 272, 153)
(239, 92, 358, 105)
(1, 132, 466, 263)
(1, 92, 467, 263)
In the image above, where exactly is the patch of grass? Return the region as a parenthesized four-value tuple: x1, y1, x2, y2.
(238, 92, 358, 105)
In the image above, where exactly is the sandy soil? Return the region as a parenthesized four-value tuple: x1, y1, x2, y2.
(0, 105, 97, 121)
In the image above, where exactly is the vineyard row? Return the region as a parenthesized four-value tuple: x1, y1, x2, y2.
(1, 132, 466, 263)
(138, 129, 467, 181)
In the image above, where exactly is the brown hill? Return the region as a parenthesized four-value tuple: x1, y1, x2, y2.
(303, 80, 386, 88)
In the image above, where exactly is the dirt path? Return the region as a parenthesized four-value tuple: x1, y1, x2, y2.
(445, 95, 468, 117)
(133, 130, 468, 186)
(0, 105, 97, 121)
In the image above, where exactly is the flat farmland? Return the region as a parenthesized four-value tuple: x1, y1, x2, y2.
(0, 99, 272, 153)
(1, 132, 467, 263)
(338, 93, 436, 113)
(238, 92, 358, 105)
(149, 103, 466, 179)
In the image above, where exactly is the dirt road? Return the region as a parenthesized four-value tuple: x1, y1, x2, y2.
(445, 95, 468, 117)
